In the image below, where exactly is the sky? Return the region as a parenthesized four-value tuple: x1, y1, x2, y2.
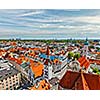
(0, 9, 100, 39)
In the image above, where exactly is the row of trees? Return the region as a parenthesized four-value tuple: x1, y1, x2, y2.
(68, 52, 80, 60)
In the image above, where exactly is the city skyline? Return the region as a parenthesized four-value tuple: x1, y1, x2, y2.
(0, 9, 100, 39)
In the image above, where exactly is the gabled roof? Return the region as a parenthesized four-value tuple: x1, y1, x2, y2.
(59, 70, 100, 90)
(89, 59, 100, 65)
(73, 70, 89, 90)
(30, 61, 44, 78)
(78, 56, 90, 69)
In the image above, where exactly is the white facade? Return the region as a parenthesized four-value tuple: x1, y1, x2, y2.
(48, 65, 53, 80)
(83, 45, 88, 56)
(44, 64, 53, 80)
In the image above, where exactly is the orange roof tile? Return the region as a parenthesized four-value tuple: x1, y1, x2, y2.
(89, 59, 100, 65)
(30, 61, 44, 78)
(78, 56, 90, 69)
(74, 71, 89, 90)
(59, 70, 100, 90)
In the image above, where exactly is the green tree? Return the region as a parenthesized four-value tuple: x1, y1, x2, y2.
(89, 45, 95, 49)
(93, 68, 99, 73)
(68, 52, 74, 59)
(74, 53, 80, 60)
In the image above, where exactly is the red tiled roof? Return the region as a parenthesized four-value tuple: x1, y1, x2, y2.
(78, 56, 90, 69)
(89, 59, 100, 65)
(59, 70, 100, 90)
(74, 71, 89, 90)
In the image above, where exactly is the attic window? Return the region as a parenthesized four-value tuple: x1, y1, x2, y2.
(9, 72, 12, 75)
(5, 74, 8, 76)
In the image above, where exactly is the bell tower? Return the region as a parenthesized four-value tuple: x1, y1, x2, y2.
(83, 38, 89, 56)
(44, 46, 53, 80)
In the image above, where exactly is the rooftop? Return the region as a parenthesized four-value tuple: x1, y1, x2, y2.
(0, 68, 19, 81)
(30, 79, 50, 90)
(59, 70, 100, 90)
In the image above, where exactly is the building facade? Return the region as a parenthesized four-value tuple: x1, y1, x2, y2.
(0, 69, 21, 90)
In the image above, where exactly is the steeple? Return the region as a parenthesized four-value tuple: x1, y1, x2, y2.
(84, 38, 89, 45)
(83, 38, 89, 56)
(44, 46, 53, 80)
(44, 46, 50, 65)
(46, 46, 50, 56)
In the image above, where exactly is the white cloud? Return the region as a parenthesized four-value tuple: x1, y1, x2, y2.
(17, 10, 45, 17)
(0, 9, 100, 39)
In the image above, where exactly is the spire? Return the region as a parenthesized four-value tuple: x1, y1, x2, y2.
(46, 46, 50, 56)
(44, 46, 50, 65)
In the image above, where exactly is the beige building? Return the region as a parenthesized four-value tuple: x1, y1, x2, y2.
(0, 69, 21, 90)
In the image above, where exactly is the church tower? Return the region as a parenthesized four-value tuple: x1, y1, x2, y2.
(83, 38, 89, 56)
(44, 46, 53, 80)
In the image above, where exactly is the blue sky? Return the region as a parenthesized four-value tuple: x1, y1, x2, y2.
(0, 9, 100, 39)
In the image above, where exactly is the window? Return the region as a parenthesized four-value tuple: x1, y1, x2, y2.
(10, 81, 12, 84)
(12, 78, 15, 80)
(6, 84, 8, 86)
(14, 87, 16, 90)
(9, 72, 12, 75)
(6, 88, 8, 90)
(10, 86, 12, 89)
(5, 75, 8, 77)
(16, 76, 18, 78)
(1, 80, 3, 82)
(13, 80, 15, 83)
(16, 82, 18, 85)
(6, 81, 8, 84)
(13, 84, 15, 87)
(9, 77, 11, 79)
(2, 86, 4, 88)
(9, 79, 11, 82)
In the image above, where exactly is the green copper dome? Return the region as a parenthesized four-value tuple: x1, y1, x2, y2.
(84, 38, 89, 45)
(84, 41, 88, 45)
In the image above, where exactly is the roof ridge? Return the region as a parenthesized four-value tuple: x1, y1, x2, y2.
(72, 71, 89, 90)
(80, 71, 89, 90)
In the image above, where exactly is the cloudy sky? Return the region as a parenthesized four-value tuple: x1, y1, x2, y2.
(0, 9, 100, 39)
